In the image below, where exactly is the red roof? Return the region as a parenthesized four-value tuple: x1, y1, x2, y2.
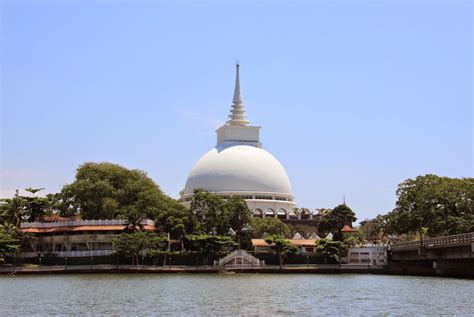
(341, 225, 358, 233)
(21, 225, 156, 233)
(252, 239, 317, 247)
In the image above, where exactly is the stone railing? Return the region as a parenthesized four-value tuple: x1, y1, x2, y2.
(54, 250, 114, 257)
(215, 250, 264, 268)
(391, 232, 473, 251)
(34, 234, 118, 243)
(20, 219, 155, 228)
(15, 250, 115, 258)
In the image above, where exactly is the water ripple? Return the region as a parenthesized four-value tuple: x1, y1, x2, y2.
(0, 274, 473, 316)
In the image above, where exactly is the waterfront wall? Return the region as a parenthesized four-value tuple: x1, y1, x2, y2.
(8, 252, 335, 267)
(0, 264, 387, 275)
(387, 259, 474, 279)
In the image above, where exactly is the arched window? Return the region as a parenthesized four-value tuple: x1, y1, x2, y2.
(276, 208, 287, 220)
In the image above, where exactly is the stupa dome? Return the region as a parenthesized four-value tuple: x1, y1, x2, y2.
(181, 64, 296, 214)
(184, 145, 293, 196)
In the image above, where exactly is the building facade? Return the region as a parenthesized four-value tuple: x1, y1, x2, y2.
(344, 246, 388, 266)
(17, 219, 156, 258)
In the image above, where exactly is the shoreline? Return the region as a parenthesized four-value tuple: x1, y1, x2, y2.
(1, 264, 472, 279)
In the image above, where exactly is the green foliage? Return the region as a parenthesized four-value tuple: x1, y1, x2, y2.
(359, 218, 384, 242)
(226, 196, 252, 233)
(23, 196, 50, 222)
(190, 189, 229, 235)
(250, 217, 291, 238)
(187, 234, 236, 264)
(0, 196, 26, 227)
(264, 234, 298, 268)
(112, 231, 168, 263)
(141, 232, 169, 257)
(316, 239, 347, 263)
(25, 188, 45, 196)
(0, 192, 52, 226)
(342, 230, 364, 247)
(155, 198, 197, 240)
(379, 174, 474, 237)
(190, 190, 253, 239)
(0, 224, 21, 263)
(225, 196, 252, 247)
(58, 162, 168, 220)
(318, 204, 357, 239)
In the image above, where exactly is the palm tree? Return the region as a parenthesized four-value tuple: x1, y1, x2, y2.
(1, 196, 27, 227)
(25, 188, 45, 197)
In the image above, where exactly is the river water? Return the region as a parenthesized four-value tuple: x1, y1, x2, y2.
(0, 274, 473, 316)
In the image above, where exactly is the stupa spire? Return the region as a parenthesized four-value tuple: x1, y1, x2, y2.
(227, 63, 249, 126)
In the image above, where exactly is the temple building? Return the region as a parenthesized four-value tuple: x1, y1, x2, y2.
(17, 219, 156, 259)
(181, 64, 297, 218)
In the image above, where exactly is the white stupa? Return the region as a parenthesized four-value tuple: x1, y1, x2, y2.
(182, 64, 296, 216)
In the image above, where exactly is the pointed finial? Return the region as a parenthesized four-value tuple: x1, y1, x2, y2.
(227, 62, 249, 126)
(232, 62, 243, 104)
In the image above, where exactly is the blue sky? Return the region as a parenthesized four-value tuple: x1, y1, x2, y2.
(1, 0, 472, 221)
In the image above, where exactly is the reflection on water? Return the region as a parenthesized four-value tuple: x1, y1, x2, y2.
(1, 274, 473, 316)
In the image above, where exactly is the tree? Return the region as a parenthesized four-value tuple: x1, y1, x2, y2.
(46, 192, 77, 217)
(112, 231, 168, 265)
(122, 207, 145, 232)
(380, 175, 474, 238)
(187, 234, 236, 265)
(59, 162, 168, 220)
(155, 198, 198, 250)
(140, 232, 169, 258)
(112, 233, 142, 264)
(250, 217, 291, 238)
(342, 231, 364, 247)
(0, 191, 51, 226)
(264, 234, 298, 269)
(0, 224, 21, 263)
(359, 218, 383, 242)
(316, 239, 347, 264)
(0, 196, 27, 227)
(25, 188, 45, 196)
(23, 196, 50, 222)
(190, 189, 229, 235)
(318, 204, 357, 240)
(225, 196, 252, 248)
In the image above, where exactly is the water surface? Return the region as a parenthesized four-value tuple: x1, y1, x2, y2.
(1, 274, 473, 316)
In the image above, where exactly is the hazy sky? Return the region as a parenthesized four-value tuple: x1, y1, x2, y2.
(1, 0, 472, 221)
